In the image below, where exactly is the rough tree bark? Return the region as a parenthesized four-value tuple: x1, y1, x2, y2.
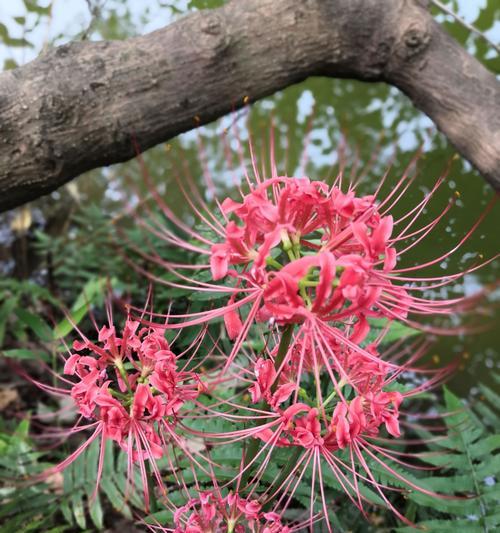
(0, 0, 499, 212)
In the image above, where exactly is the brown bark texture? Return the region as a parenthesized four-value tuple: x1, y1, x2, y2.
(0, 0, 499, 212)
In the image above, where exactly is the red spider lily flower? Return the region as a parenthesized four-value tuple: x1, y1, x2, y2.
(249, 357, 296, 408)
(171, 490, 287, 533)
(28, 305, 211, 512)
(126, 137, 496, 380)
(119, 128, 496, 529)
(144, 457, 306, 533)
(181, 328, 457, 532)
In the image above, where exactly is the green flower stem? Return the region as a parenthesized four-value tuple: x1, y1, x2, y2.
(115, 359, 132, 393)
(266, 256, 283, 270)
(298, 279, 320, 288)
(271, 324, 294, 393)
(264, 446, 302, 510)
(291, 232, 301, 258)
(298, 284, 312, 308)
(108, 388, 129, 401)
(239, 413, 263, 489)
(240, 324, 295, 488)
(322, 379, 347, 409)
(281, 230, 298, 261)
(145, 460, 158, 513)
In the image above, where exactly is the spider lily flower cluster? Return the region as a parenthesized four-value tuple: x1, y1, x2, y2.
(35, 131, 495, 531)
(32, 311, 210, 512)
(124, 136, 493, 530)
(64, 319, 204, 458)
(172, 490, 290, 533)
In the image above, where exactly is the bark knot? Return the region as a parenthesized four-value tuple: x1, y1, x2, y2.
(193, 12, 230, 60)
(200, 13, 223, 36)
(402, 24, 431, 58)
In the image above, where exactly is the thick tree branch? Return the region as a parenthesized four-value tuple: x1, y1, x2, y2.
(0, 0, 499, 212)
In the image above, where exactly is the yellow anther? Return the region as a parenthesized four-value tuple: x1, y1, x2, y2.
(454, 190, 461, 198)
(432, 354, 440, 364)
(243, 95, 250, 104)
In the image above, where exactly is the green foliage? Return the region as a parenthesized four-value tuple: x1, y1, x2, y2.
(0, 273, 117, 361)
(52, 276, 117, 338)
(365, 317, 421, 346)
(187, 0, 227, 9)
(395, 384, 500, 532)
(0, 418, 63, 533)
(61, 440, 144, 530)
(34, 205, 127, 296)
(0, 0, 53, 70)
(0, 22, 33, 49)
(0, 278, 58, 360)
(0, 417, 146, 531)
(33, 203, 181, 306)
